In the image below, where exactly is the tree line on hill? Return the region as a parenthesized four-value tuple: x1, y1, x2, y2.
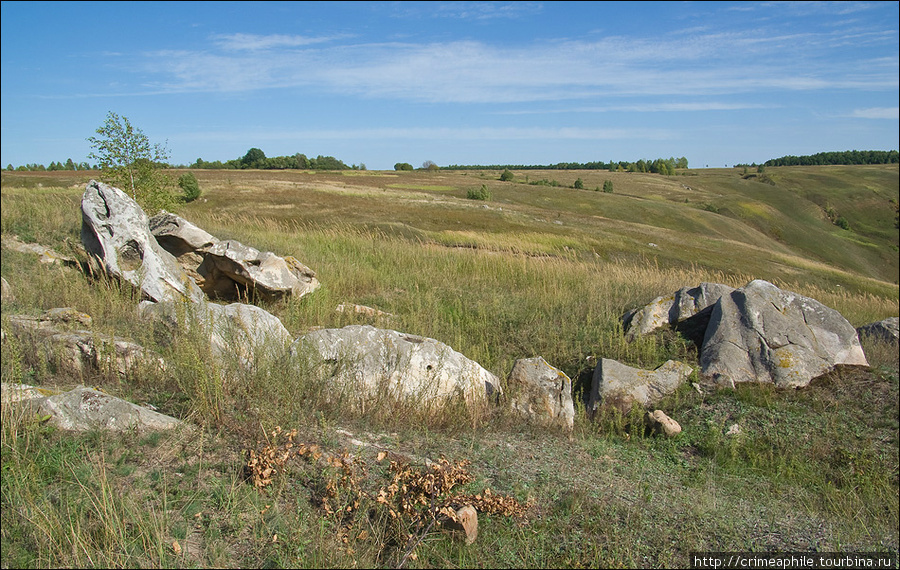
(763, 150, 898, 167)
(444, 157, 689, 174)
(190, 147, 362, 171)
(6, 159, 96, 172)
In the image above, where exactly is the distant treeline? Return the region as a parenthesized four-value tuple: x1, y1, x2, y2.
(764, 150, 898, 167)
(445, 157, 689, 174)
(191, 148, 360, 171)
(6, 159, 95, 172)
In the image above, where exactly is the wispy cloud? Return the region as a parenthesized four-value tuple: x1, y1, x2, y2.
(176, 125, 675, 142)
(850, 107, 900, 119)
(498, 102, 776, 115)
(212, 33, 346, 51)
(431, 1, 543, 20)
(115, 24, 899, 104)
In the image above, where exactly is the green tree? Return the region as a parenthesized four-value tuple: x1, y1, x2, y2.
(241, 148, 267, 169)
(394, 162, 414, 171)
(87, 111, 170, 200)
(178, 172, 201, 202)
(499, 169, 514, 182)
(574, 177, 584, 189)
(602, 180, 613, 193)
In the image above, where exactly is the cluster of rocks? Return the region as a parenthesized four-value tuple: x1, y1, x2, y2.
(2, 180, 898, 438)
(594, 280, 896, 435)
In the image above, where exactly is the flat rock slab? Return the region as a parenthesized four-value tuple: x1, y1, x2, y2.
(1, 383, 182, 432)
(1, 234, 78, 266)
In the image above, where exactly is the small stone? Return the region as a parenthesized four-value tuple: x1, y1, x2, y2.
(443, 505, 478, 545)
(646, 410, 682, 437)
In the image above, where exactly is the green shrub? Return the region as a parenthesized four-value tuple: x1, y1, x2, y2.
(178, 172, 201, 202)
(499, 169, 514, 182)
(467, 184, 492, 200)
(574, 178, 584, 189)
(602, 180, 613, 193)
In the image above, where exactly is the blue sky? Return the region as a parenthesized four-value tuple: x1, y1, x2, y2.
(1, 1, 897, 170)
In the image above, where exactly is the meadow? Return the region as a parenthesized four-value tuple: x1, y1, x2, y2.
(1, 164, 898, 568)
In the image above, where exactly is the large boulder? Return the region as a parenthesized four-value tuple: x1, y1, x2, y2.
(197, 239, 319, 302)
(857, 317, 899, 345)
(138, 300, 293, 365)
(588, 358, 693, 412)
(294, 325, 499, 405)
(80, 180, 205, 303)
(507, 356, 574, 431)
(700, 279, 868, 388)
(624, 282, 735, 342)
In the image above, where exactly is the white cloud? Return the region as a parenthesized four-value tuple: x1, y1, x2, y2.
(850, 107, 900, 119)
(498, 102, 775, 115)
(212, 33, 346, 51)
(131, 26, 898, 103)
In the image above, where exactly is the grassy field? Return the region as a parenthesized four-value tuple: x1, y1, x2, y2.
(1, 165, 898, 568)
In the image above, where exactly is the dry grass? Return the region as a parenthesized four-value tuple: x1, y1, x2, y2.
(1, 166, 898, 568)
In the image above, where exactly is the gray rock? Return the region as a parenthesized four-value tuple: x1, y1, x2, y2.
(857, 317, 899, 344)
(0, 276, 11, 303)
(507, 356, 574, 431)
(335, 303, 393, 319)
(138, 300, 292, 364)
(80, 180, 206, 303)
(5, 313, 166, 378)
(148, 210, 219, 257)
(197, 239, 319, 301)
(44, 330, 167, 378)
(1, 382, 59, 404)
(41, 307, 93, 328)
(149, 210, 220, 287)
(6, 308, 92, 336)
(1, 234, 77, 266)
(588, 358, 693, 412)
(624, 282, 735, 342)
(294, 325, 499, 405)
(31, 386, 182, 432)
(700, 279, 868, 388)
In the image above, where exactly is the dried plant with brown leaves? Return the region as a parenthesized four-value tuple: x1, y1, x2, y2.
(242, 427, 531, 564)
